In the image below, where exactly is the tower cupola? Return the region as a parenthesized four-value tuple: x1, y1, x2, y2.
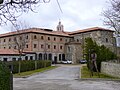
(56, 20, 64, 31)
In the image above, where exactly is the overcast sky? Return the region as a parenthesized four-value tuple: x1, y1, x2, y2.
(0, 0, 110, 34)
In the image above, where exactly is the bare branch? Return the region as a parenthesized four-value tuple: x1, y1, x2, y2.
(102, 0, 120, 34)
(0, 0, 51, 25)
(10, 21, 30, 55)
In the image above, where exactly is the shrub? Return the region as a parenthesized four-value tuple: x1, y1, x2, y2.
(5, 60, 51, 74)
(0, 61, 13, 90)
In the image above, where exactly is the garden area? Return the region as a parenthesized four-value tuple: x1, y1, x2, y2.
(81, 65, 120, 79)
(82, 37, 119, 79)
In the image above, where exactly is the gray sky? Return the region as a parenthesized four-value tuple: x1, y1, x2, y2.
(0, 0, 109, 34)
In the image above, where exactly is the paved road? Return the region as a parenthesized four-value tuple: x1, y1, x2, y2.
(13, 64, 120, 90)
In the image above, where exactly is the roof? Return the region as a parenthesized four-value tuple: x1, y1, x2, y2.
(0, 49, 20, 55)
(0, 28, 70, 38)
(0, 27, 114, 38)
(69, 27, 114, 35)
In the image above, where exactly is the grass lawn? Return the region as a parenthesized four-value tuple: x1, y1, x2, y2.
(81, 66, 120, 79)
(14, 66, 57, 77)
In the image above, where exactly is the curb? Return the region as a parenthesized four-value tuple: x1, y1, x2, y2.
(77, 78, 120, 81)
(13, 66, 58, 78)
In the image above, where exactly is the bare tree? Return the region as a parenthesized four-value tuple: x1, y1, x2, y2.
(102, 0, 120, 59)
(102, 0, 120, 35)
(10, 21, 30, 74)
(0, 0, 50, 26)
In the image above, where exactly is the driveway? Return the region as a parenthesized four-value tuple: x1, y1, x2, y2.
(13, 64, 120, 90)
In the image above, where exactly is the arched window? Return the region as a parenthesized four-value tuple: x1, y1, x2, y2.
(25, 56, 28, 60)
(39, 53, 42, 60)
(62, 54, 65, 61)
(44, 53, 47, 60)
(48, 54, 52, 60)
(59, 54, 61, 61)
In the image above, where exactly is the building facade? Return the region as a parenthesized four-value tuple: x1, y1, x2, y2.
(0, 21, 116, 63)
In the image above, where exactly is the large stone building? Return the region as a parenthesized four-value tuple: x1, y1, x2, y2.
(0, 21, 116, 63)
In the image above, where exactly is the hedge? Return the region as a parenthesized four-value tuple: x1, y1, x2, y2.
(0, 61, 13, 90)
(5, 60, 51, 74)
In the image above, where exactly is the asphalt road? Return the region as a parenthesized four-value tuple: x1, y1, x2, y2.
(13, 64, 120, 90)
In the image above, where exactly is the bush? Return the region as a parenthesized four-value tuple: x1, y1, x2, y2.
(0, 61, 13, 90)
(5, 60, 51, 74)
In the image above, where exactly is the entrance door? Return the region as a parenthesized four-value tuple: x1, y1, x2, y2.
(62, 54, 65, 61)
(54, 56, 57, 64)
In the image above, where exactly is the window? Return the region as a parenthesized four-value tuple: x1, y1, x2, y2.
(25, 56, 28, 60)
(41, 36, 44, 40)
(44, 53, 47, 60)
(14, 46, 16, 49)
(26, 44, 28, 48)
(54, 45, 56, 49)
(106, 38, 108, 43)
(34, 44, 37, 48)
(48, 37, 50, 40)
(30, 56, 33, 60)
(12, 58, 16, 61)
(4, 39, 6, 42)
(9, 46, 11, 49)
(9, 38, 11, 42)
(39, 53, 42, 60)
(48, 45, 50, 49)
(41, 44, 44, 48)
(60, 46, 63, 50)
(3, 58, 7, 62)
(60, 38, 62, 41)
(34, 35, 37, 39)
(59, 54, 61, 61)
(62, 54, 65, 61)
(26, 35, 28, 39)
(54, 37, 56, 41)
(48, 54, 52, 60)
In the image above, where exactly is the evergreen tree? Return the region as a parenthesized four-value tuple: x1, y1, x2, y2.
(85, 37, 117, 72)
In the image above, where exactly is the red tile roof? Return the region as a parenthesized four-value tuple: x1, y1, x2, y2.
(0, 49, 20, 55)
(0, 28, 70, 38)
(69, 27, 114, 35)
(0, 27, 114, 37)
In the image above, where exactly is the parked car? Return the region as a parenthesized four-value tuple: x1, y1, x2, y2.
(79, 59, 87, 64)
(61, 60, 68, 64)
(67, 60, 73, 64)
(61, 60, 73, 64)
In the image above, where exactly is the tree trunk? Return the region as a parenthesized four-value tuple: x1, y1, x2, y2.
(35, 60, 37, 70)
(18, 54, 22, 74)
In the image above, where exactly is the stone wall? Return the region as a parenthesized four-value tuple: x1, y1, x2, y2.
(101, 62, 120, 78)
(65, 42, 82, 64)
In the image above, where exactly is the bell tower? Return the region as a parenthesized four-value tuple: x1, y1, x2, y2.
(56, 20, 64, 32)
